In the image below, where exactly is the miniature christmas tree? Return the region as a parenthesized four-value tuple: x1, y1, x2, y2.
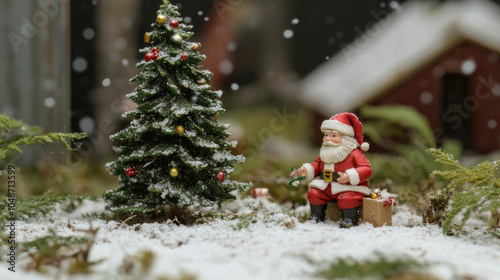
(104, 1, 249, 213)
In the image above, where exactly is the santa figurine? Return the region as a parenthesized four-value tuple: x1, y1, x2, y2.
(291, 112, 372, 228)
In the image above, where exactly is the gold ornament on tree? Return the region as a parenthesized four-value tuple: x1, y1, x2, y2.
(191, 43, 201, 51)
(144, 32, 151, 43)
(175, 125, 185, 134)
(170, 168, 179, 177)
(157, 14, 167, 24)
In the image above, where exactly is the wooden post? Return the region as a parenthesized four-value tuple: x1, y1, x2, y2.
(325, 202, 343, 221)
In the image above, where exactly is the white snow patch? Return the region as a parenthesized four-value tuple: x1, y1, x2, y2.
(2, 198, 500, 280)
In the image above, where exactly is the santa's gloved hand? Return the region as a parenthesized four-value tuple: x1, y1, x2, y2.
(290, 166, 306, 178)
(337, 172, 350, 184)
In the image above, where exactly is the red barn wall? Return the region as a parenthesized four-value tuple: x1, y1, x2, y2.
(370, 41, 500, 154)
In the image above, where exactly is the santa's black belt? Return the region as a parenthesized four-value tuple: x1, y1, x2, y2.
(319, 170, 340, 183)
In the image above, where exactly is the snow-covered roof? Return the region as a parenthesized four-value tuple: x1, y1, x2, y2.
(300, 0, 500, 116)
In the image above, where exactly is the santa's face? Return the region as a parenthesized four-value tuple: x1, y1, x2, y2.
(323, 130, 342, 144)
(320, 130, 358, 164)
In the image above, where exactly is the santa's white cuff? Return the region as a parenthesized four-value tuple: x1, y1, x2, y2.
(302, 163, 315, 180)
(345, 168, 360, 185)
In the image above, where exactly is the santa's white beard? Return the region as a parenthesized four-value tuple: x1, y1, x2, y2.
(320, 136, 359, 164)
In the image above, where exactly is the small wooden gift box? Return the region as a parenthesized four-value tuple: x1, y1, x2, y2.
(325, 189, 396, 227)
(361, 197, 392, 227)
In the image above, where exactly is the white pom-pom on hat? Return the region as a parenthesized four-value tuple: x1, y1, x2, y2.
(360, 142, 370, 152)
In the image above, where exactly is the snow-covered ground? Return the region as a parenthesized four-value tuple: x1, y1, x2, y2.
(2, 198, 500, 280)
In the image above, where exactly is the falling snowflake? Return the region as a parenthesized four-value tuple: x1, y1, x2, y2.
(219, 60, 234, 75)
(227, 42, 237, 52)
(79, 116, 95, 133)
(115, 38, 127, 50)
(390, 1, 401, 11)
(83, 28, 95, 40)
(420, 91, 433, 105)
(492, 85, 500, 96)
(326, 15, 335, 24)
(72, 57, 88, 73)
(461, 59, 476, 75)
(102, 78, 111, 87)
(487, 119, 497, 129)
(44, 97, 55, 108)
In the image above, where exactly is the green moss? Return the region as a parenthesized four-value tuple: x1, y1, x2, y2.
(422, 191, 452, 226)
(318, 254, 434, 280)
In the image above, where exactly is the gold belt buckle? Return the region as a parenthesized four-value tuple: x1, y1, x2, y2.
(323, 169, 333, 183)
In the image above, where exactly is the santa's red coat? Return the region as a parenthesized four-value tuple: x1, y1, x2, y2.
(303, 149, 372, 195)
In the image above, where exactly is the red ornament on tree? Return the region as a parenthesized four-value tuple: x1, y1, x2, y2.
(151, 48, 160, 59)
(169, 19, 179, 28)
(125, 166, 138, 177)
(181, 53, 188, 61)
(145, 52, 156, 62)
(216, 171, 226, 181)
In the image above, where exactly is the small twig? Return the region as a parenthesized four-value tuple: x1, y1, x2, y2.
(246, 210, 257, 217)
(226, 211, 239, 217)
(118, 215, 136, 227)
(171, 216, 181, 225)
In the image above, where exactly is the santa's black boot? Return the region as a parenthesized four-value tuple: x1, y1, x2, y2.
(340, 207, 360, 228)
(307, 204, 327, 222)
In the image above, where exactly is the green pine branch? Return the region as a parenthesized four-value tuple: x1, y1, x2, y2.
(0, 113, 87, 170)
(427, 148, 500, 235)
(0, 192, 91, 223)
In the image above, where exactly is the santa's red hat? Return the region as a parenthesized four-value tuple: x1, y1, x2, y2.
(320, 112, 370, 152)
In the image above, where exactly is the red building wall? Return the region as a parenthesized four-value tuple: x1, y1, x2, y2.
(370, 41, 500, 154)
